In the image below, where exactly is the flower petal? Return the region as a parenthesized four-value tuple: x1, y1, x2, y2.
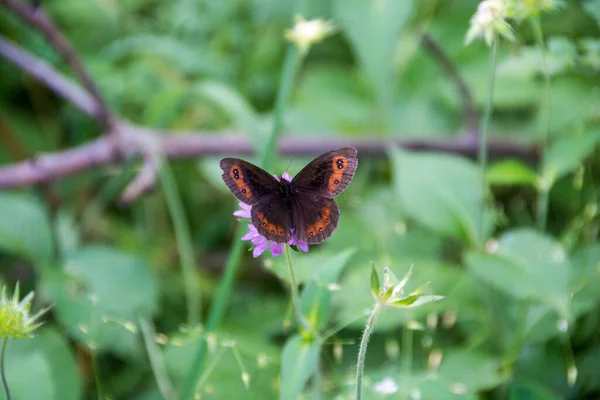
(253, 241, 269, 258)
(270, 242, 285, 257)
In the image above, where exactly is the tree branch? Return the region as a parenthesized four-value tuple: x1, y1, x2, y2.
(0, 24, 539, 203)
(1, 0, 112, 126)
(421, 32, 479, 136)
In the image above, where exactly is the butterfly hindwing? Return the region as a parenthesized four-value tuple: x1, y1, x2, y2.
(252, 195, 292, 243)
(220, 158, 279, 205)
(291, 193, 339, 244)
(292, 147, 358, 198)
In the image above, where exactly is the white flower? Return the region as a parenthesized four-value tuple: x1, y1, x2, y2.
(465, 0, 515, 46)
(285, 16, 336, 55)
(374, 377, 399, 395)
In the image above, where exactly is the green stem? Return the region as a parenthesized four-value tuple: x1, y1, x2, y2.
(531, 17, 552, 232)
(355, 302, 383, 400)
(90, 348, 104, 400)
(478, 37, 498, 247)
(179, 21, 305, 400)
(284, 244, 312, 333)
(1, 338, 10, 400)
(139, 316, 175, 400)
(261, 45, 302, 171)
(158, 158, 199, 325)
(401, 324, 413, 396)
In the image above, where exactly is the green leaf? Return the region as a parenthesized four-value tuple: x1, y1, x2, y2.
(0, 192, 54, 266)
(544, 128, 600, 182)
(466, 229, 570, 309)
(390, 147, 493, 247)
(390, 294, 444, 308)
(370, 264, 380, 300)
(300, 281, 332, 331)
(43, 245, 159, 355)
(584, 0, 600, 27)
(509, 380, 562, 400)
(267, 248, 355, 285)
(1, 327, 81, 400)
(486, 159, 539, 186)
(437, 349, 504, 391)
(280, 335, 321, 400)
(335, 0, 413, 105)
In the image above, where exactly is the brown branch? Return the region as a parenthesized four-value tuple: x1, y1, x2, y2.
(0, 28, 539, 202)
(421, 32, 479, 136)
(1, 0, 112, 126)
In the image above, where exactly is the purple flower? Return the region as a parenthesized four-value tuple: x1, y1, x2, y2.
(233, 173, 309, 258)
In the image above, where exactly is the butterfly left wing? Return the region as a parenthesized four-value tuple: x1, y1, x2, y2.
(220, 158, 279, 205)
(291, 193, 340, 244)
(291, 147, 358, 198)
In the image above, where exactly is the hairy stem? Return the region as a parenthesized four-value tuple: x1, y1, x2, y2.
(478, 38, 498, 246)
(1, 338, 10, 400)
(355, 302, 383, 400)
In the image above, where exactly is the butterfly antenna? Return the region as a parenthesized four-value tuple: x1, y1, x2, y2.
(285, 156, 297, 174)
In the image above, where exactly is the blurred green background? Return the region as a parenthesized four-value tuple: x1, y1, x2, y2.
(1, 0, 600, 399)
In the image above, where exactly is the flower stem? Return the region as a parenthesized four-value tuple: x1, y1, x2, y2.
(401, 324, 413, 396)
(90, 348, 104, 400)
(355, 302, 383, 400)
(531, 17, 552, 232)
(284, 244, 312, 333)
(1, 338, 10, 400)
(478, 37, 498, 247)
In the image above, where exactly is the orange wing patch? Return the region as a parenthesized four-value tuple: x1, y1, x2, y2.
(229, 164, 253, 200)
(257, 212, 286, 237)
(306, 208, 332, 238)
(328, 156, 347, 192)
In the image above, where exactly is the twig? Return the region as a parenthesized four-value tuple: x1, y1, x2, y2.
(0, 29, 539, 200)
(0, 0, 112, 126)
(421, 32, 479, 136)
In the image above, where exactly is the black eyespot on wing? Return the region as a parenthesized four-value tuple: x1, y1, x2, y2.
(220, 158, 280, 205)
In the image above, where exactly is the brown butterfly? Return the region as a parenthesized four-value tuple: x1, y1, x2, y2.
(220, 147, 358, 244)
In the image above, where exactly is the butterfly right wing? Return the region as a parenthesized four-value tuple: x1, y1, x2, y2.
(220, 158, 279, 206)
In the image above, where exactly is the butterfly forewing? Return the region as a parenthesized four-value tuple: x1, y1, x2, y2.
(292, 147, 358, 198)
(220, 158, 279, 205)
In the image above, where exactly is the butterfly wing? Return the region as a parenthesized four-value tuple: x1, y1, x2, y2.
(291, 193, 340, 244)
(291, 147, 358, 198)
(252, 195, 292, 243)
(220, 158, 279, 206)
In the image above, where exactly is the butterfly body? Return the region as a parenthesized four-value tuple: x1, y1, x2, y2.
(220, 147, 358, 245)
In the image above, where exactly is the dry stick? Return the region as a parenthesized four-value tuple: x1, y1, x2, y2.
(0, 34, 539, 194)
(421, 32, 479, 136)
(0, 0, 112, 126)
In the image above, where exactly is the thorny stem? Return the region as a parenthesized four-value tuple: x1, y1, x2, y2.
(355, 302, 383, 400)
(531, 17, 552, 232)
(284, 245, 313, 333)
(1, 338, 10, 400)
(478, 37, 498, 247)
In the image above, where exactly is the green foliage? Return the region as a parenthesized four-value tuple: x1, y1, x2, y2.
(0, 0, 599, 399)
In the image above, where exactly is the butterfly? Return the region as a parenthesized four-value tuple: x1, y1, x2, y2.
(220, 147, 358, 245)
